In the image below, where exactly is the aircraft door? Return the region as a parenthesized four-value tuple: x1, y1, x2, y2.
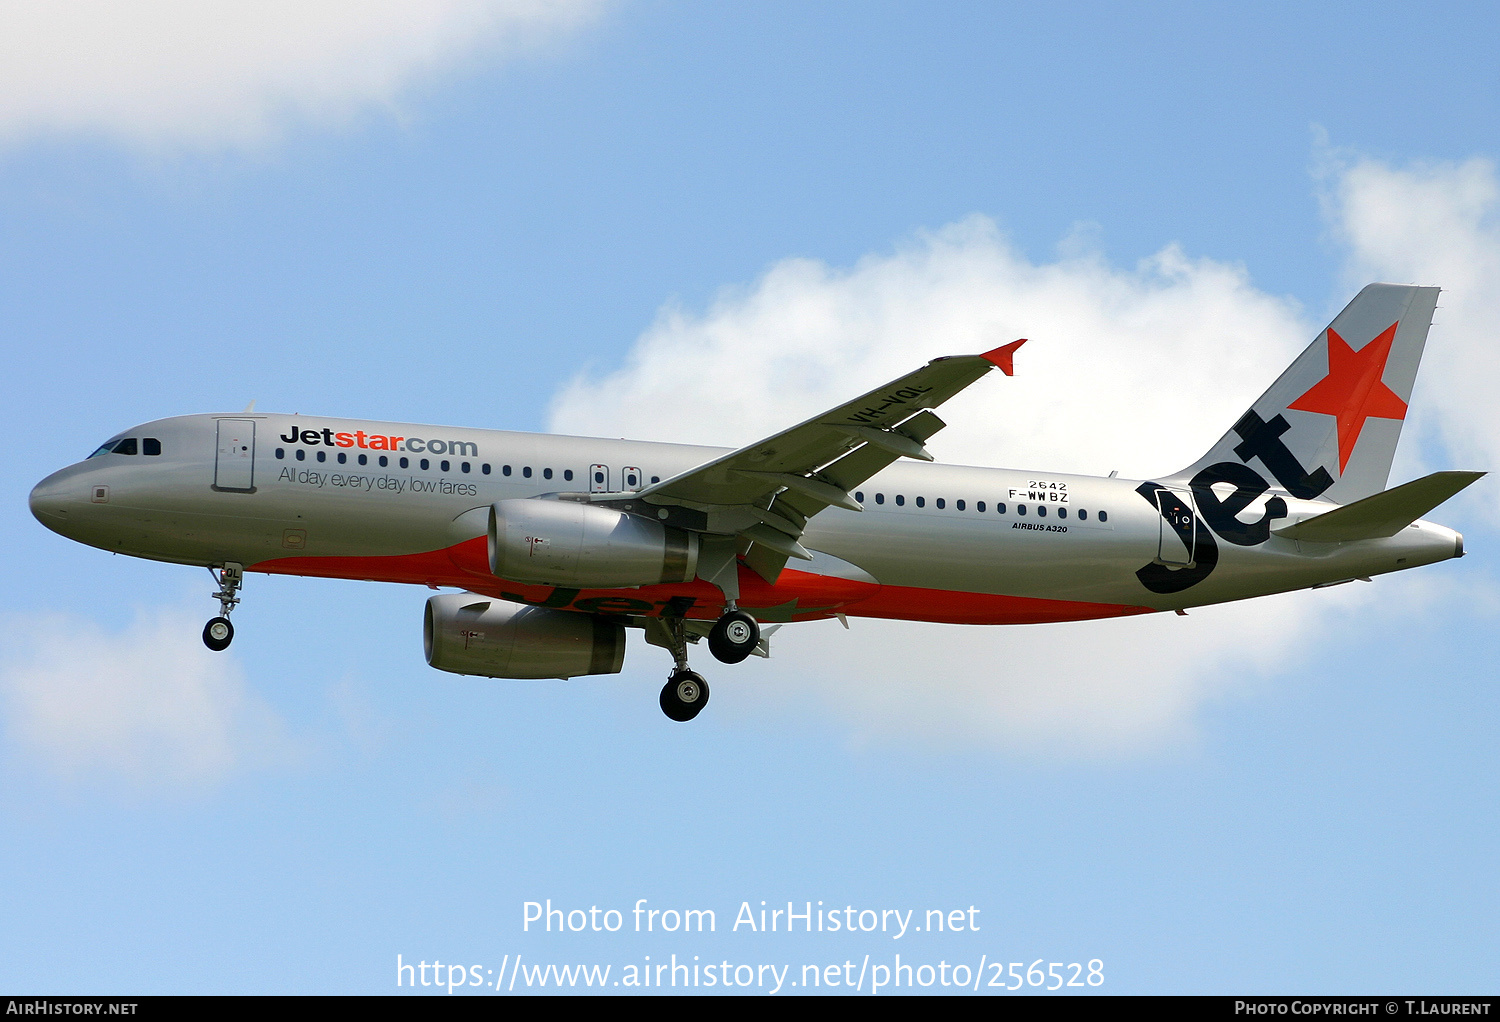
(622, 466, 642, 491)
(1153, 486, 1197, 567)
(214, 419, 257, 492)
(589, 464, 610, 493)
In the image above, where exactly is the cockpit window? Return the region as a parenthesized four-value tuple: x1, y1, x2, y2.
(88, 437, 139, 458)
(143, 438, 161, 456)
(86, 435, 150, 456)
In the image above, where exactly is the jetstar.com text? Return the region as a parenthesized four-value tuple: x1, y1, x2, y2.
(279, 424, 477, 457)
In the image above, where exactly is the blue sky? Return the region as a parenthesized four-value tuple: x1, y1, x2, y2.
(2, 1, 1498, 994)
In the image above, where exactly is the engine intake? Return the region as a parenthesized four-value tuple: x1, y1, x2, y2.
(424, 593, 625, 679)
(489, 498, 698, 588)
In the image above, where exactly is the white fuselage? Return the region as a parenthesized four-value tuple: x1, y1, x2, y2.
(29, 412, 1464, 627)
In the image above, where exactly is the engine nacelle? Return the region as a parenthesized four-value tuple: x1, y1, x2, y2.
(424, 593, 625, 679)
(489, 498, 699, 588)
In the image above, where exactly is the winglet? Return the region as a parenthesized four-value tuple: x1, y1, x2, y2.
(981, 339, 1027, 376)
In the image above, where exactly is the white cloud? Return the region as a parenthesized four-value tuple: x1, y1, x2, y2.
(733, 582, 1376, 756)
(552, 216, 1309, 481)
(1323, 155, 1500, 492)
(0, 606, 290, 787)
(0, 0, 605, 150)
(552, 158, 1500, 753)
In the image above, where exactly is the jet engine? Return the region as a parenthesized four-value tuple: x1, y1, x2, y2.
(424, 593, 625, 679)
(489, 498, 699, 588)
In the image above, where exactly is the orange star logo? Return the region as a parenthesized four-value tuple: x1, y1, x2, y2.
(1287, 322, 1407, 473)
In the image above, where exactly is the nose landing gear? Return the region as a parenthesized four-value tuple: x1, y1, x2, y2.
(203, 562, 243, 652)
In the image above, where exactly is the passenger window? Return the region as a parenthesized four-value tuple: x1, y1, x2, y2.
(317, 450, 326, 462)
(1058, 507, 1067, 519)
(462, 462, 471, 473)
(296, 450, 306, 461)
(955, 499, 964, 510)
(1017, 504, 1026, 516)
(566, 470, 576, 482)
(440, 460, 450, 472)
(1037, 505, 1046, 517)
(875, 493, 884, 504)
(379, 456, 388, 468)
(420, 459, 430, 471)
(996, 502, 1005, 514)
(358, 454, 368, 466)
(915, 496, 925, 508)
(143, 438, 161, 456)
(1078, 508, 1088, 520)
(503, 465, 512, 476)
(895, 495, 905, 506)
(482, 463, 490, 474)
(337, 452, 347, 464)
(976, 501, 985, 512)
(1098, 510, 1109, 523)
(524, 467, 533, 478)
(544, 468, 553, 480)
(400, 457, 409, 469)
(855, 491, 864, 503)
(650, 475, 658, 484)
(275, 448, 285, 460)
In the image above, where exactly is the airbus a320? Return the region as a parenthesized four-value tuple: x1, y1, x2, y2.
(30, 284, 1480, 721)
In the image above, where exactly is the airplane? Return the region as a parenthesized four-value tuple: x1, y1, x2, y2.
(29, 283, 1482, 722)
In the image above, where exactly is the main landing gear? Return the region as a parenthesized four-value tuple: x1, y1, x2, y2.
(708, 608, 760, 665)
(652, 609, 712, 723)
(660, 669, 709, 723)
(650, 604, 763, 722)
(202, 562, 243, 652)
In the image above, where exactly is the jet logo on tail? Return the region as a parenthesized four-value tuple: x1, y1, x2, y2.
(1136, 313, 1427, 594)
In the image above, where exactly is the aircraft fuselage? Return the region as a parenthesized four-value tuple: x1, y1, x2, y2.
(29, 412, 1463, 627)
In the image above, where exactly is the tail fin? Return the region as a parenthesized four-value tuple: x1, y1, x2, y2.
(1173, 283, 1440, 504)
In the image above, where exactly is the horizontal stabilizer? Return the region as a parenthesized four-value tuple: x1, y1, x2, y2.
(1274, 471, 1484, 543)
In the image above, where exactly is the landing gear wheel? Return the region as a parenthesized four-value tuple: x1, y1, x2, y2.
(708, 610, 760, 664)
(203, 616, 234, 652)
(659, 670, 710, 722)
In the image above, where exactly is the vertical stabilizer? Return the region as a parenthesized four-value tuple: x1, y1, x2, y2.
(1172, 283, 1439, 504)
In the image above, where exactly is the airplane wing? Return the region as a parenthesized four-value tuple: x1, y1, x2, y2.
(598, 340, 1025, 585)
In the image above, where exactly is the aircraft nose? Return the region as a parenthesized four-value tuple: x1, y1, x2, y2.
(29, 470, 80, 528)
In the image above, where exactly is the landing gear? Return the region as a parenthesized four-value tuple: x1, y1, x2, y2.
(645, 604, 713, 723)
(708, 609, 760, 664)
(660, 669, 710, 722)
(203, 562, 243, 651)
(642, 595, 761, 721)
(202, 617, 234, 652)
